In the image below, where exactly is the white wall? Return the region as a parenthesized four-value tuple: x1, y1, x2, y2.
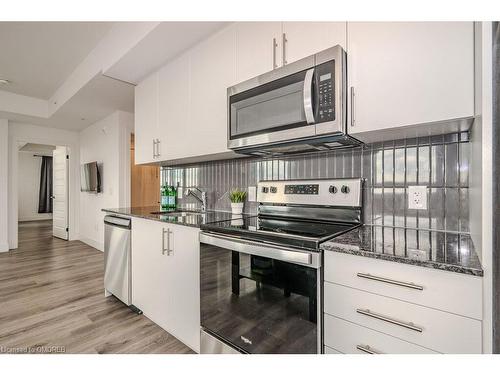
(0, 119, 9, 252)
(8, 121, 80, 249)
(470, 21, 494, 354)
(79, 111, 133, 251)
(18, 151, 53, 222)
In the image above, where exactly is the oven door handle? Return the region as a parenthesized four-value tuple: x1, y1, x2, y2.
(303, 68, 315, 124)
(199, 232, 319, 268)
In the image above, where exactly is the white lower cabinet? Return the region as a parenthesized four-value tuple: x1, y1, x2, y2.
(131, 218, 200, 352)
(324, 251, 483, 320)
(323, 252, 483, 354)
(324, 345, 342, 354)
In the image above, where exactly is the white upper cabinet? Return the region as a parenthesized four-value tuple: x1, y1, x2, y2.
(347, 22, 474, 140)
(135, 22, 476, 163)
(235, 22, 347, 83)
(134, 71, 159, 164)
(188, 25, 237, 159)
(235, 22, 282, 83)
(158, 53, 189, 161)
(281, 22, 346, 64)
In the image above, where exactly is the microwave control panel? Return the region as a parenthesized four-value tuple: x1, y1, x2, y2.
(316, 61, 335, 123)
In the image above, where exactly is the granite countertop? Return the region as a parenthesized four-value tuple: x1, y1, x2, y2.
(102, 206, 249, 228)
(320, 225, 483, 276)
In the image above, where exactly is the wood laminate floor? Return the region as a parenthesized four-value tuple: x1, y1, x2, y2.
(0, 220, 193, 354)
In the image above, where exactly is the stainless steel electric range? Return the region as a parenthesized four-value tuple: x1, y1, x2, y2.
(199, 178, 362, 354)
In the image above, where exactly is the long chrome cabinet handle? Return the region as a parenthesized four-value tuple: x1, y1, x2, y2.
(272, 37, 278, 69)
(356, 308, 423, 333)
(162, 228, 167, 254)
(282, 33, 287, 65)
(152, 139, 156, 159)
(167, 228, 172, 254)
(357, 273, 424, 291)
(156, 139, 161, 158)
(303, 68, 315, 124)
(356, 345, 380, 354)
(162, 228, 172, 255)
(200, 232, 316, 267)
(350, 86, 355, 127)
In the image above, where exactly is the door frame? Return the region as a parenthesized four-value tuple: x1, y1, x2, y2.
(8, 135, 79, 250)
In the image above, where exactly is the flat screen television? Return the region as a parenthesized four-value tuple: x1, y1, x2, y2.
(80, 162, 101, 193)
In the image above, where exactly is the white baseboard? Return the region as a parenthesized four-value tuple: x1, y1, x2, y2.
(79, 237, 104, 252)
(0, 242, 9, 253)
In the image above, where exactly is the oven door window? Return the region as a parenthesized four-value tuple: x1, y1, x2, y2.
(200, 243, 318, 354)
(229, 70, 310, 140)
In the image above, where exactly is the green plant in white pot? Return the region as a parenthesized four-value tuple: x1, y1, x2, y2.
(229, 190, 246, 214)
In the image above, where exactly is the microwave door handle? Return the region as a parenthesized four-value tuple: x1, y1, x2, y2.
(303, 68, 315, 124)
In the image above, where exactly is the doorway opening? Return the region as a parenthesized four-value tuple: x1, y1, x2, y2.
(17, 143, 69, 242)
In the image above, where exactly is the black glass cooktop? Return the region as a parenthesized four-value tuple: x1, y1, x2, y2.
(200, 215, 359, 251)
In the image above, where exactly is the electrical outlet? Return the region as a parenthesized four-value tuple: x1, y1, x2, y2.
(408, 186, 428, 210)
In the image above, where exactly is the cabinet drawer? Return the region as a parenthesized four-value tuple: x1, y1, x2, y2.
(324, 282, 482, 353)
(324, 314, 437, 354)
(324, 345, 342, 354)
(324, 251, 482, 319)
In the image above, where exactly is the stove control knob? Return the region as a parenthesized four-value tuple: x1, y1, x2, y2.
(261, 186, 269, 193)
(270, 186, 277, 193)
(328, 185, 338, 194)
(341, 185, 350, 194)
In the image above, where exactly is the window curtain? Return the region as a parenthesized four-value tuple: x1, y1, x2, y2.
(38, 156, 53, 213)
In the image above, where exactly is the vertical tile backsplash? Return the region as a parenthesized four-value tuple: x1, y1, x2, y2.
(161, 132, 470, 233)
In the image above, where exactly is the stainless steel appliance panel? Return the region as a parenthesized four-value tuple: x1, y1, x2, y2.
(228, 45, 348, 153)
(257, 178, 362, 207)
(104, 215, 132, 306)
(200, 329, 240, 354)
(199, 239, 321, 354)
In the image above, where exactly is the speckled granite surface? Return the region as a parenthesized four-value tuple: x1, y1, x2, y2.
(320, 225, 483, 276)
(102, 206, 249, 228)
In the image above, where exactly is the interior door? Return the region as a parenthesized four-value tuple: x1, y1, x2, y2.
(52, 146, 69, 240)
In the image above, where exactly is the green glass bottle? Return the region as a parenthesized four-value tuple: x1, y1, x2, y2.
(161, 184, 169, 211)
(170, 185, 177, 209)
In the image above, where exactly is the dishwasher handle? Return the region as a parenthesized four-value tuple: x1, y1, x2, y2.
(104, 215, 131, 229)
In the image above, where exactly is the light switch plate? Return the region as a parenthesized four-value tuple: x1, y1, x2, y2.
(408, 185, 427, 210)
(248, 186, 257, 202)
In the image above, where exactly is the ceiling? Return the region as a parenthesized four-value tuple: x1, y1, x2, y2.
(0, 22, 114, 99)
(0, 22, 228, 130)
(3, 74, 134, 131)
(51, 74, 135, 130)
(104, 22, 228, 84)
(19, 143, 56, 154)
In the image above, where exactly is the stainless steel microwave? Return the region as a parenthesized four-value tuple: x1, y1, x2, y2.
(227, 45, 361, 156)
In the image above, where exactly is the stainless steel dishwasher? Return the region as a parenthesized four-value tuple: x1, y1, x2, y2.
(104, 215, 142, 314)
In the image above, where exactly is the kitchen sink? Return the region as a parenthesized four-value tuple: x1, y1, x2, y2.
(150, 210, 205, 216)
